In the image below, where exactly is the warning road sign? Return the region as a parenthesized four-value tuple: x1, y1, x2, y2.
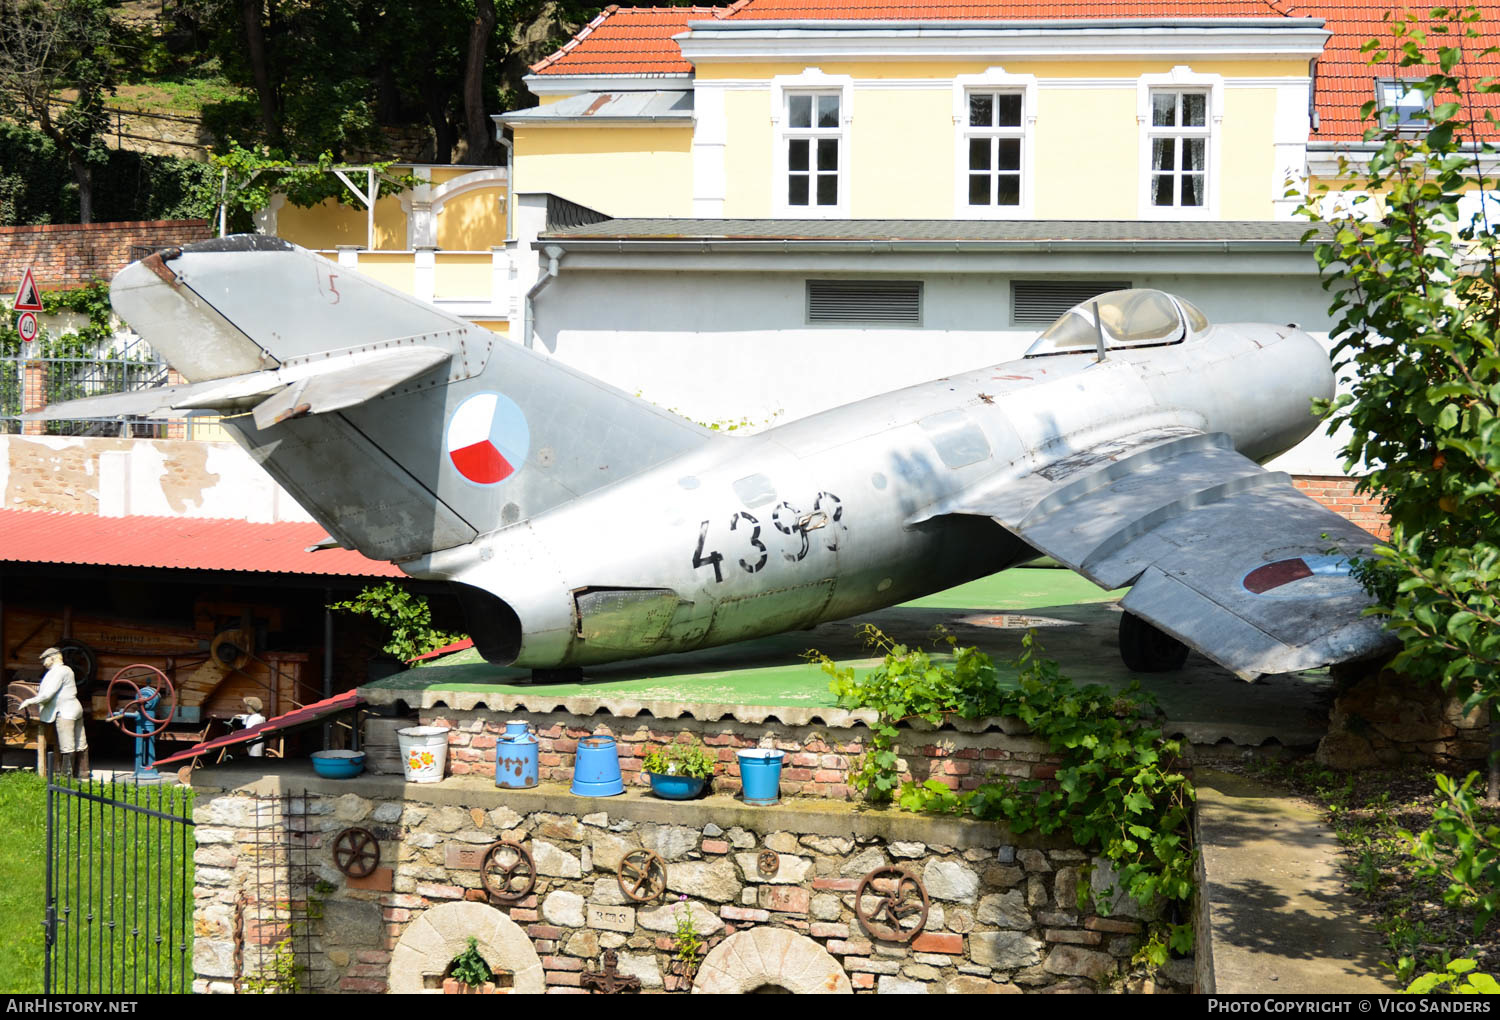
(16, 311, 37, 344)
(12, 268, 41, 311)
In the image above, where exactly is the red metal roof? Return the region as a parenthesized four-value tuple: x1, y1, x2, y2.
(155, 690, 364, 768)
(0, 509, 403, 578)
(529, 1, 1500, 142)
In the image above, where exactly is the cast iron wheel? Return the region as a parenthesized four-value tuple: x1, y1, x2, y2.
(332, 827, 381, 878)
(105, 664, 177, 737)
(3, 693, 28, 747)
(480, 841, 536, 903)
(56, 639, 97, 695)
(617, 849, 667, 903)
(1118, 612, 1190, 673)
(854, 866, 929, 944)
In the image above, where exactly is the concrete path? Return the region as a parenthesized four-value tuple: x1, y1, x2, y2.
(1195, 768, 1398, 994)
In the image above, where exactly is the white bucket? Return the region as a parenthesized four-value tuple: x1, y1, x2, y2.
(397, 726, 450, 783)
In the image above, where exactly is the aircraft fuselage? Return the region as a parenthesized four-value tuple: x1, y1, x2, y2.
(408, 320, 1331, 668)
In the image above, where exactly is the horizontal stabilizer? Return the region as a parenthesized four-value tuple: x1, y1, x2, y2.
(250, 346, 451, 428)
(24, 343, 452, 426)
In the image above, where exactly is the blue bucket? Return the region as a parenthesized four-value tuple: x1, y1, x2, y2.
(571, 735, 624, 797)
(495, 720, 538, 789)
(737, 748, 784, 806)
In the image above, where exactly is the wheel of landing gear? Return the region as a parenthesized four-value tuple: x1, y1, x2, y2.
(1119, 612, 1190, 672)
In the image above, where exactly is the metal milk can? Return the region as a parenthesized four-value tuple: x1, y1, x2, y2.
(495, 719, 539, 789)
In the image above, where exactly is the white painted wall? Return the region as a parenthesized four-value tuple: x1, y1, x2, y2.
(526, 265, 1350, 473)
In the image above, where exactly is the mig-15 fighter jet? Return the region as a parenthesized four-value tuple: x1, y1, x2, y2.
(32, 237, 1395, 680)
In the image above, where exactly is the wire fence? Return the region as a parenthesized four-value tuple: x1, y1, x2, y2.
(0, 349, 195, 438)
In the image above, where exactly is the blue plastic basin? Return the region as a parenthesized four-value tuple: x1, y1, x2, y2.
(311, 750, 366, 779)
(647, 773, 708, 800)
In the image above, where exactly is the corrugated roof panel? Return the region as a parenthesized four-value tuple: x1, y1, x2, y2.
(721, 0, 1287, 17)
(542, 217, 1324, 242)
(155, 690, 364, 768)
(0, 509, 404, 577)
(504, 90, 694, 121)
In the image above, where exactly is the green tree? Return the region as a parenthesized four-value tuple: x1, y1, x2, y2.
(1302, 4, 1500, 985)
(1303, 5, 1500, 699)
(0, 0, 117, 222)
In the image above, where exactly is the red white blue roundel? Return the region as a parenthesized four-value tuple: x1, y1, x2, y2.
(446, 392, 529, 485)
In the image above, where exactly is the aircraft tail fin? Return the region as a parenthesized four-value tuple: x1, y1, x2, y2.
(105, 237, 716, 561)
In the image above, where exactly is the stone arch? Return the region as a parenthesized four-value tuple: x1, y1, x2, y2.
(692, 928, 852, 995)
(388, 900, 543, 994)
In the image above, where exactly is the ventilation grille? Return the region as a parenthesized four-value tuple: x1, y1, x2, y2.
(807, 280, 922, 324)
(1011, 281, 1131, 325)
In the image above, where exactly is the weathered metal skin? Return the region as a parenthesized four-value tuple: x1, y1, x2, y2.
(411, 318, 1335, 670)
(71, 238, 1389, 680)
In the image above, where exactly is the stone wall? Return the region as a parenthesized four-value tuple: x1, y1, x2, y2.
(189, 766, 1192, 995)
(1316, 665, 1490, 771)
(0, 219, 213, 291)
(411, 706, 1057, 802)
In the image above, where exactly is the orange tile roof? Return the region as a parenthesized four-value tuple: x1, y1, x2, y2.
(0, 509, 403, 578)
(531, 5, 726, 75)
(530, 1, 1500, 142)
(1278, 2, 1500, 142)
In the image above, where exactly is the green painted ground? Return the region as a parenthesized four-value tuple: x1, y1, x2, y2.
(367, 567, 1125, 707)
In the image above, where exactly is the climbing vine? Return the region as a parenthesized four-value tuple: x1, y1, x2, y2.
(1, 280, 118, 357)
(210, 141, 418, 234)
(814, 628, 1196, 958)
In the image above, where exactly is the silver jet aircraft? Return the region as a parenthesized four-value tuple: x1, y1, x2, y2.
(35, 238, 1395, 680)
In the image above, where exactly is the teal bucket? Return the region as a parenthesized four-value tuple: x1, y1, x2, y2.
(571, 735, 625, 797)
(737, 748, 784, 806)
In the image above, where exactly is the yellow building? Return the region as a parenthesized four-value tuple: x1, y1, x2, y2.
(261, 163, 512, 335)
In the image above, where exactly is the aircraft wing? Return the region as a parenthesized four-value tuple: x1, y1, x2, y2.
(934, 430, 1396, 679)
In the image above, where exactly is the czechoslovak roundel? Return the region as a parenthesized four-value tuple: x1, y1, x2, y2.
(446, 392, 530, 485)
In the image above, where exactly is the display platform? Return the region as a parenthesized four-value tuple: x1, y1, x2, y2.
(363, 567, 1336, 749)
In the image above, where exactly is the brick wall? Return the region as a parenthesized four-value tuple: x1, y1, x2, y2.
(0, 219, 213, 291)
(414, 708, 1057, 802)
(1292, 475, 1390, 539)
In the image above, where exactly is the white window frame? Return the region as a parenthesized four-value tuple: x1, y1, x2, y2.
(1376, 78, 1431, 133)
(1137, 67, 1223, 219)
(953, 69, 1038, 219)
(771, 69, 853, 218)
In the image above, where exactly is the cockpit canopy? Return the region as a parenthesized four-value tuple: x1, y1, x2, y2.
(1023, 289, 1210, 358)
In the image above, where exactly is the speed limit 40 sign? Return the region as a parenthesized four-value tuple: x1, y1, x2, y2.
(16, 311, 37, 344)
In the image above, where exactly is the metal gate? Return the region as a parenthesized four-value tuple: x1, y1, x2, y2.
(43, 763, 195, 994)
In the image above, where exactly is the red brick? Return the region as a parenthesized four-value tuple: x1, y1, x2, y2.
(812, 878, 860, 891)
(339, 977, 386, 993)
(720, 905, 770, 922)
(702, 839, 730, 854)
(851, 973, 875, 989)
(356, 950, 391, 964)
(543, 956, 584, 971)
(545, 971, 582, 987)
(760, 886, 810, 914)
(810, 922, 848, 938)
(509, 909, 539, 923)
(347, 867, 394, 892)
(416, 882, 464, 900)
(1084, 917, 1142, 934)
(528, 924, 564, 940)
(911, 932, 963, 954)
(827, 938, 872, 956)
